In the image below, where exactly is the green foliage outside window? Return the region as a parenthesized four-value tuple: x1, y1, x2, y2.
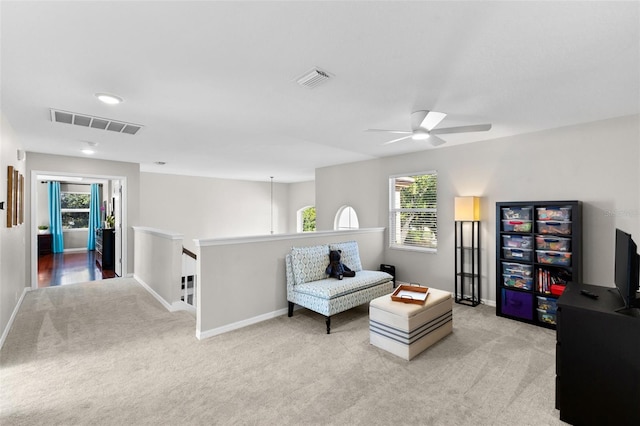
(61, 192, 90, 229)
(391, 173, 438, 250)
(302, 207, 316, 232)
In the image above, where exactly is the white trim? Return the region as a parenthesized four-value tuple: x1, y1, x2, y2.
(134, 275, 194, 314)
(63, 248, 88, 253)
(196, 308, 288, 340)
(132, 226, 183, 240)
(195, 227, 385, 247)
(134, 275, 173, 311)
(0, 287, 30, 351)
(389, 169, 437, 179)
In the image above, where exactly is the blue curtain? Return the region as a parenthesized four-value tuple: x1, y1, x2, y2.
(48, 181, 64, 253)
(87, 183, 100, 250)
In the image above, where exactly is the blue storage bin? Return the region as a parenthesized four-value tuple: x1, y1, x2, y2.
(535, 236, 571, 252)
(503, 220, 532, 232)
(536, 296, 558, 312)
(503, 235, 533, 249)
(503, 274, 533, 290)
(536, 206, 572, 221)
(502, 207, 533, 220)
(501, 289, 533, 320)
(502, 261, 533, 277)
(537, 308, 557, 325)
(503, 247, 533, 261)
(537, 221, 572, 235)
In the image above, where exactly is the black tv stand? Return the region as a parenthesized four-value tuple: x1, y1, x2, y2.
(556, 282, 640, 425)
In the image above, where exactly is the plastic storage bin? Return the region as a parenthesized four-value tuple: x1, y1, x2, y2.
(503, 247, 533, 261)
(536, 295, 558, 311)
(503, 220, 533, 232)
(501, 289, 534, 320)
(536, 250, 572, 266)
(502, 235, 533, 249)
(536, 206, 572, 221)
(537, 221, 572, 235)
(537, 308, 557, 325)
(502, 207, 533, 220)
(535, 236, 571, 251)
(503, 274, 533, 290)
(502, 261, 533, 277)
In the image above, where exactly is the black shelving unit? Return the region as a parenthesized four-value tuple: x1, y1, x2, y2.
(495, 201, 582, 329)
(455, 220, 481, 306)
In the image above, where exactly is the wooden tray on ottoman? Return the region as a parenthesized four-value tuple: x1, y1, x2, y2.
(390, 284, 430, 305)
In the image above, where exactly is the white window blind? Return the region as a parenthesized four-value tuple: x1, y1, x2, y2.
(389, 171, 438, 252)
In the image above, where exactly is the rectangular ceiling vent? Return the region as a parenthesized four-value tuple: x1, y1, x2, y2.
(50, 109, 144, 135)
(296, 68, 333, 89)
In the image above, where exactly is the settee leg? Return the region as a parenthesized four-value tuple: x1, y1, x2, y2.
(326, 316, 331, 334)
(288, 302, 294, 317)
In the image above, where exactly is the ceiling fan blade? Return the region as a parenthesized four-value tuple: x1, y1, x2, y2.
(430, 123, 492, 135)
(419, 111, 447, 131)
(383, 135, 413, 145)
(429, 135, 447, 147)
(365, 129, 412, 134)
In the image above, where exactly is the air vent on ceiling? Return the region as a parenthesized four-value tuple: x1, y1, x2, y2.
(50, 109, 143, 135)
(296, 68, 333, 89)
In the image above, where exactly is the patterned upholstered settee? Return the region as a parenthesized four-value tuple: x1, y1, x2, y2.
(285, 241, 394, 334)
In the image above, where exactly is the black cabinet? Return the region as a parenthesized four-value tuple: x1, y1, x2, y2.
(38, 233, 52, 256)
(495, 201, 582, 329)
(96, 228, 115, 270)
(556, 282, 640, 425)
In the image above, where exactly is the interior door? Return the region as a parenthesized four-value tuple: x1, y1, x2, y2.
(112, 179, 123, 277)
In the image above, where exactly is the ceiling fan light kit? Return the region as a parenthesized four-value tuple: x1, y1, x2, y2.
(411, 129, 430, 140)
(368, 110, 492, 147)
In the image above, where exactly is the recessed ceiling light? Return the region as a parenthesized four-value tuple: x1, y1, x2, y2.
(81, 149, 95, 155)
(95, 93, 124, 105)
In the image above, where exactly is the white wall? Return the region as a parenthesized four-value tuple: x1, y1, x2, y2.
(132, 226, 183, 310)
(139, 172, 289, 252)
(316, 115, 640, 303)
(0, 113, 27, 346)
(287, 180, 315, 233)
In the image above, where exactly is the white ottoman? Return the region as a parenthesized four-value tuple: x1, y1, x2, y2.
(369, 287, 453, 360)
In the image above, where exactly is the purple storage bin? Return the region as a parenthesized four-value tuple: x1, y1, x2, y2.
(501, 289, 533, 320)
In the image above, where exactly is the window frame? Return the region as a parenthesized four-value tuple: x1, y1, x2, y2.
(334, 205, 360, 230)
(388, 170, 438, 253)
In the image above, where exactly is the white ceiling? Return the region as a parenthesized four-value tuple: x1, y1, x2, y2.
(1, 1, 638, 183)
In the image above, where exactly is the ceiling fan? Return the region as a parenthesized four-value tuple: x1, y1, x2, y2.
(366, 110, 492, 147)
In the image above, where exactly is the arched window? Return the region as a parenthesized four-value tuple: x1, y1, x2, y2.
(297, 206, 316, 232)
(334, 206, 359, 230)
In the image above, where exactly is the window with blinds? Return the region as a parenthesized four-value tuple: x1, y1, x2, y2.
(389, 171, 438, 252)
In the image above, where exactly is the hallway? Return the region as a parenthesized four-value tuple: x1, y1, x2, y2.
(37, 251, 116, 287)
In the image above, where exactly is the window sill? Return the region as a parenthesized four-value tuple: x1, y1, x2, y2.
(389, 244, 437, 254)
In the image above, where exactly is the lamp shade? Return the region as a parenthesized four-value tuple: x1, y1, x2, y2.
(455, 196, 480, 221)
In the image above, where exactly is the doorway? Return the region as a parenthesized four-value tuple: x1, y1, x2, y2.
(30, 171, 127, 289)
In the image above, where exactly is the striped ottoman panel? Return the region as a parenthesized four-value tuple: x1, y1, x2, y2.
(369, 287, 453, 360)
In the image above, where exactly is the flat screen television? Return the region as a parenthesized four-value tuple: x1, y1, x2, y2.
(614, 228, 640, 309)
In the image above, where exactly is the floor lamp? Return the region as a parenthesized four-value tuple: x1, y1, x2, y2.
(454, 196, 481, 306)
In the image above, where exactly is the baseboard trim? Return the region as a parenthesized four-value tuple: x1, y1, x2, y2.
(134, 275, 174, 312)
(196, 308, 288, 340)
(0, 286, 31, 351)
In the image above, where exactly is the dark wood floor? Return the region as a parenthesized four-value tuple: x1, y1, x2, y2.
(38, 251, 116, 287)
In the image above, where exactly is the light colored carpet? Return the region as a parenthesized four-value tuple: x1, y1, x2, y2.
(1, 278, 566, 425)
